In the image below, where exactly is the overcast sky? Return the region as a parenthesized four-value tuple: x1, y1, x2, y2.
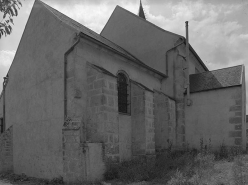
(0, 0, 248, 108)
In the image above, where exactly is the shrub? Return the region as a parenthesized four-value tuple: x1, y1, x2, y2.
(104, 150, 198, 183)
(104, 163, 120, 180)
(104, 157, 155, 182)
(105, 140, 240, 184)
(167, 151, 215, 185)
(214, 143, 243, 161)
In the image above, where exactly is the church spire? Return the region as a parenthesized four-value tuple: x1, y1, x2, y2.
(138, 0, 146, 20)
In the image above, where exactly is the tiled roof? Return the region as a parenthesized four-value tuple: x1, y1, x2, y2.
(190, 65, 243, 93)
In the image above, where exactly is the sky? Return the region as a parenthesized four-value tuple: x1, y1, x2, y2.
(0, 0, 248, 108)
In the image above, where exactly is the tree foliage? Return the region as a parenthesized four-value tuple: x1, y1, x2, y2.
(0, 0, 23, 38)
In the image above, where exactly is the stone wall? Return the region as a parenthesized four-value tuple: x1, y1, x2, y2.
(174, 54, 187, 148)
(86, 63, 119, 163)
(246, 115, 248, 149)
(154, 91, 176, 152)
(131, 82, 155, 156)
(0, 126, 13, 173)
(185, 87, 245, 150)
(144, 91, 155, 155)
(229, 89, 243, 147)
(119, 115, 132, 161)
(62, 121, 105, 183)
(168, 98, 176, 146)
(62, 125, 84, 183)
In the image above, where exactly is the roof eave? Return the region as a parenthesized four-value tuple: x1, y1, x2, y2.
(240, 64, 244, 84)
(190, 84, 242, 94)
(179, 37, 208, 71)
(189, 44, 209, 71)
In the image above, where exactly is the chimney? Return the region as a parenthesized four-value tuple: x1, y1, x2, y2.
(185, 21, 191, 106)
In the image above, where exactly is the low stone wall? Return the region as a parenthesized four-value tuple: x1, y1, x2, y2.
(0, 126, 13, 173)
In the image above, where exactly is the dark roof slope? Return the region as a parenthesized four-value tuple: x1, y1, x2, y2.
(190, 65, 243, 93)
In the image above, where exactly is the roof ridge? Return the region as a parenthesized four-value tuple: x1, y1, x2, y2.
(37, 0, 58, 15)
(191, 64, 243, 76)
(38, 0, 99, 36)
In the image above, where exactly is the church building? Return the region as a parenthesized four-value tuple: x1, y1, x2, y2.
(0, 0, 246, 183)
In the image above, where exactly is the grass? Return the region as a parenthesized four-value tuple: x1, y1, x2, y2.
(104, 150, 200, 183)
(233, 155, 248, 185)
(0, 142, 247, 185)
(0, 172, 64, 185)
(104, 142, 247, 185)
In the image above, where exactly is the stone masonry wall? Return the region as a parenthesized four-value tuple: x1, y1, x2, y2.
(168, 98, 176, 145)
(62, 125, 84, 183)
(86, 64, 119, 163)
(63, 119, 105, 183)
(229, 89, 243, 147)
(154, 91, 176, 152)
(131, 82, 155, 156)
(246, 115, 248, 149)
(185, 87, 245, 150)
(144, 91, 155, 155)
(0, 126, 13, 173)
(175, 54, 187, 148)
(154, 91, 168, 152)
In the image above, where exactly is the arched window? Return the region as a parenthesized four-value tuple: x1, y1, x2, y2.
(117, 72, 130, 114)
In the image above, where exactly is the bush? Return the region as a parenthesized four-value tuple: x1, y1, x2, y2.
(104, 163, 120, 180)
(104, 140, 243, 184)
(104, 157, 155, 182)
(104, 150, 197, 183)
(214, 143, 243, 161)
(167, 152, 215, 185)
